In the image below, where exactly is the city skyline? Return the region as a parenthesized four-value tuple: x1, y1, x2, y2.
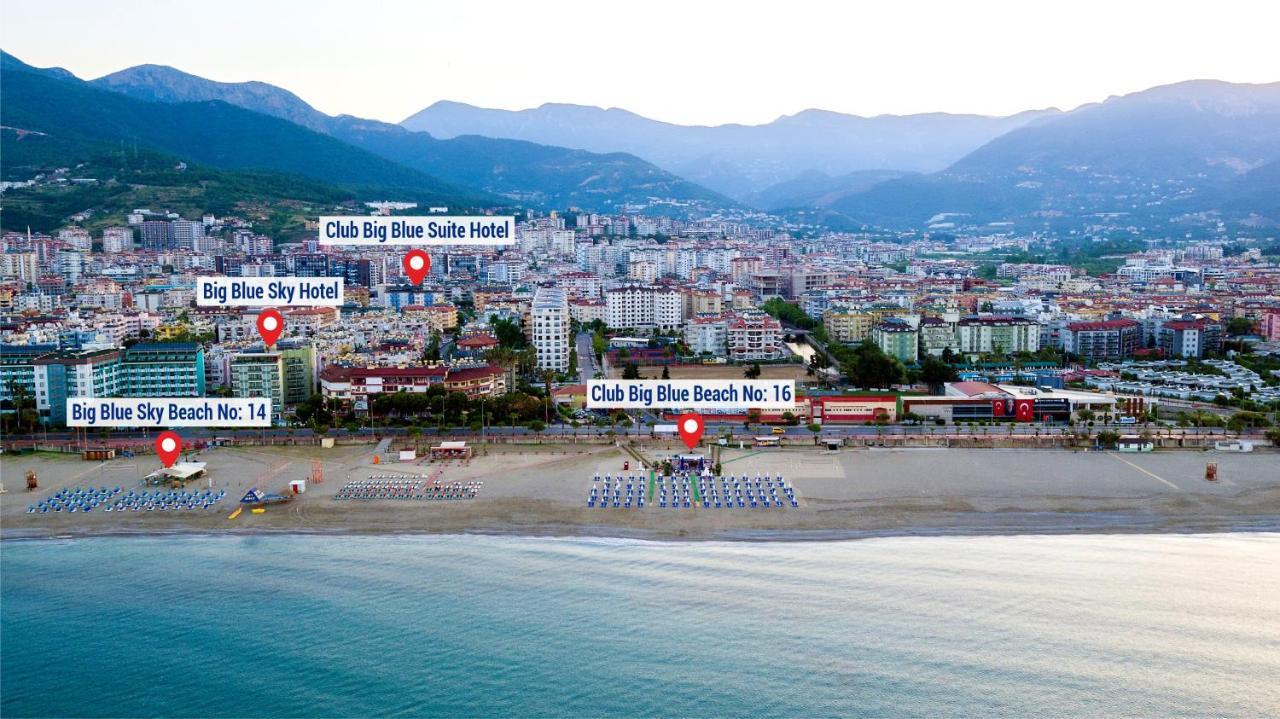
(2, 0, 1277, 126)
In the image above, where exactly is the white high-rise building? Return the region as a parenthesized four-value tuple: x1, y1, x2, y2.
(531, 287, 570, 372)
(0, 252, 39, 283)
(58, 228, 93, 251)
(57, 249, 84, 284)
(627, 260, 657, 283)
(101, 227, 133, 253)
(605, 285, 683, 331)
(684, 314, 729, 356)
(171, 220, 205, 250)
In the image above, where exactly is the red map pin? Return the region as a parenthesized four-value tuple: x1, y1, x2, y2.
(257, 309, 284, 347)
(155, 431, 182, 468)
(677, 413, 705, 450)
(403, 250, 431, 285)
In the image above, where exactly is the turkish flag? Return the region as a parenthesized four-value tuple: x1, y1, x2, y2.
(1016, 400, 1035, 422)
(992, 400, 1005, 417)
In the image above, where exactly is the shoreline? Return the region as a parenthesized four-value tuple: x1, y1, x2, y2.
(6, 513, 1279, 544)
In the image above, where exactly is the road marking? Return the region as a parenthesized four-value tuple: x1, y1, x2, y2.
(1105, 452, 1181, 491)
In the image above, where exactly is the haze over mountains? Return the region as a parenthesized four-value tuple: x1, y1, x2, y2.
(403, 101, 1060, 201)
(823, 79, 1280, 230)
(4, 47, 1279, 235)
(403, 84, 1280, 231)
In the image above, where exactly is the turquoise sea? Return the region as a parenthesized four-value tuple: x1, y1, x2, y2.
(3, 533, 1278, 718)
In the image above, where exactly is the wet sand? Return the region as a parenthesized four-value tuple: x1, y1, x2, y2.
(3, 443, 1278, 541)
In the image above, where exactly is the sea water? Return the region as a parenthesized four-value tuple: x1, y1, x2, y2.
(3, 533, 1278, 718)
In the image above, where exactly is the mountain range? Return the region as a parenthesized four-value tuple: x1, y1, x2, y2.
(1, 52, 487, 208)
(403, 101, 1059, 201)
(2, 51, 729, 221)
(818, 80, 1280, 231)
(5, 48, 1279, 234)
(88, 64, 731, 212)
(403, 84, 1280, 231)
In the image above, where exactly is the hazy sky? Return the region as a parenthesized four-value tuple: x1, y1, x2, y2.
(3, 0, 1277, 126)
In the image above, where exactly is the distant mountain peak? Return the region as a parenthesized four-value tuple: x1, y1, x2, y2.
(79, 56, 731, 212)
(401, 98, 1067, 199)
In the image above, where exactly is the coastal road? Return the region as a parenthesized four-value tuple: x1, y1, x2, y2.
(575, 331, 597, 384)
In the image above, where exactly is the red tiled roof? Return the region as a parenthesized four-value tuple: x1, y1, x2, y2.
(444, 366, 501, 382)
(456, 334, 498, 348)
(949, 381, 1008, 397)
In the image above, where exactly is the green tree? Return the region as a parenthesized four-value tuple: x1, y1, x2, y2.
(622, 362, 641, 379)
(842, 340, 906, 389)
(919, 354, 958, 388)
(661, 365, 670, 380)
(443, 391, 469, 422)
(492, 316, 526, 349)
(760, 298, 817, 330)
(424, 331, 442, 361)
(744, 363, 762, 379)
(591, 331, 607, 362)
(1226, 317, 1254, 336)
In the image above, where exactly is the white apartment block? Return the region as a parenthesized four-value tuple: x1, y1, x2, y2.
(58, 228, 93, 251)
(559, 272, 603, 299)
(727, 311, 786, 362)
(955, 317, 1041, 354)
(101, 227, 134, 253)
(684, 314, 728, 356)
(0, 252, 39, 282)
(487, 260, 525, 284)
(569, 299, 605, 324)
(532, 287, 570, 372)
(627, 260, 658, 283)
(605, 285, 683, 331)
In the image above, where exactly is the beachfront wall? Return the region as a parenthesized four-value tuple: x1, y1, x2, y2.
(811, 395, 899, 424)
(661, 395, 899, 424)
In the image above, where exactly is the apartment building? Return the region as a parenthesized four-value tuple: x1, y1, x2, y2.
(532, 287, 570, 372)
(0, 341, 205, 425)
(727, 311, 786, 362)
(1062, 319, 1141, 361)
(684, 314, 728, 356)
(918, 316, 959, 356)
(605, 285, 682, 331)
(1156, 318, 1223, 359)
(956, 316, 1041, 355)
(870, 319, 919, 363)
(823, 309, 875, 344)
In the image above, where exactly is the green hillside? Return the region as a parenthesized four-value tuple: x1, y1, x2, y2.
(0, 52, 490, 208)
(0, 140, 363, 237)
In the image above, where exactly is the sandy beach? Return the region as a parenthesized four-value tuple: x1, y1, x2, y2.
(3, 442, 1278, 541)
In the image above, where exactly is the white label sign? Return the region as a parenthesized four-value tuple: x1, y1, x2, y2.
(317, 216, 515, 245)
(587, 380, 796, 410)
(196, 277, 344, 307)
(67, 398, 273, 427)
